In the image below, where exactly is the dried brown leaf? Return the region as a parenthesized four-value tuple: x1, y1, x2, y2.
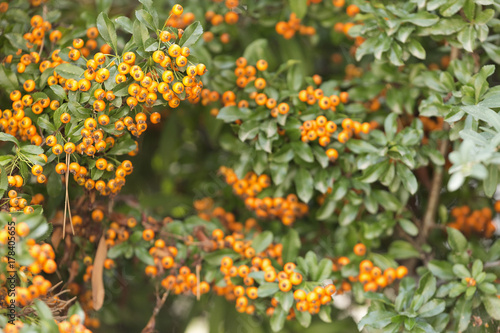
(91, 236, 107, 310)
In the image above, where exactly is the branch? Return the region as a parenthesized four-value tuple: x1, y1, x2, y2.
(420, 124, 449, 243)
(418, 46, 459, 244)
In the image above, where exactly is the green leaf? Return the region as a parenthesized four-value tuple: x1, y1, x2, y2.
(313, 258, 332, 282)
(97, 12, 118, 54)
(0, 165, 7, 198)
(47, 172, 63, 197)
(258, 283, 280, 297)
(67, 302, 86, 323)
(398, 218, 418, 236)
(395, 277, 416, 312)
(407, 39, 426, 59)
(447, 227, 467, 252)
(453, 264, 470, 278)
(50, 85, 67, 100)
(238, 121, 260, 141)
(115, 16, 133, 34)
(475, 9, 494, 25)
(270, 306, 286, 332)
(179, 21, 203, 48)
(479, 282, 497, 295)
(135, 9, 156, 31)
(253, 150, 267, 175)
(396, 163, 418, 194)
(270, 162, 288, 185)
(475, 65, 495, 103)
(463, 0, 475, 20)
(456, 297, 472, 331)
(54, 63, 85, 80)
(428, 260, 455, 280)
(287, 62, 303, 92)
(483, 165, 498, 197)
(134, 247, 155, 265)
(339, 204, 358, 226)
(428, 18, 467, 35)
(37, 115, 57, 132)
(418, 299, 445, 318)
(318, 306, 332, 323)
(34, 299, 54, 320)
(375, 190, 401, 211)
(312, 145, 329, 168)
(139, 0, 159, 28)
(217, 106, 251, 122)
(385, 113, 398, 139)
(440, 0, 466, 17)
(358, 310, 395, 330)
(402, 12, 439, 26)
(273, 145, 294, 163)
(0, 132, 20, 146)
(107, 137, 136, 155)
(276, 291, 294, 312)
(5, 33, 28, 51)
(289, 0, 308, 19)
(389, 42, 404, 66)
(316, 193, 337, 220)
(304, 251, 318, 276)
(281, 229, 300, 263)
(457, 25, 476, 52)
(471, 259, 483, 278)
(290, 142, 314, 163)
(252, 231, 273, 253)
(133, 20, 148, 50)
(346, 139, 379, 154)
(359, 160, 390, 183)
(107, 243, 127, 260)
(411, 272, 436, 311)
(0, 65, 18, 92)
(388, 240, 420, 259)
(295, 167, 314, 202)
(203, 249, 240, 266)
(295, 310, 311, 328)
(461, 104, 500, 132)
(20, 145, 44, 155)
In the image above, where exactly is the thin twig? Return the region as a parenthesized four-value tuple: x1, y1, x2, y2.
(196, 264, 201, 301)
(141, 289, 170, 333)
(62, 154, 74, 237)
(484, 260, 500, 268)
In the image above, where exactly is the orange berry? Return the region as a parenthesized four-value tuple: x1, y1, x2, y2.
(353, 243, 366, 256)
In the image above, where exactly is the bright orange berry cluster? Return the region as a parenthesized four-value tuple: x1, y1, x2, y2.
(448, 206, 496, 238)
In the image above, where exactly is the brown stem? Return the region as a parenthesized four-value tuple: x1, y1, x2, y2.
(419, 125, 449, 244)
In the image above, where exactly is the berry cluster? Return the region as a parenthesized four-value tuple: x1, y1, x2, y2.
(448, 206, 496, 238)
(275, 13, 316, 39)
(219, 167, 309, 225)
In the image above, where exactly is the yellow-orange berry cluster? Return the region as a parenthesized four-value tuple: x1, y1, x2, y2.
(300, 116, 338, 146)
(275, 13, 316, 39)
(297, 85, 348, 110)
(195, 198, 260, 234)
(201, 0, 240, 44)
(332, 245, 408, 293)
(166, 6, 195, 29)
(219, 167, 308, 225)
